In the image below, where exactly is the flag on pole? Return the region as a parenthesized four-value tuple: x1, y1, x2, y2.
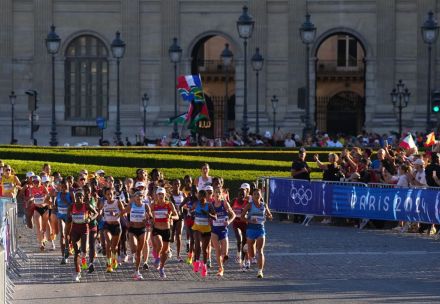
(186, 100, 209, 130)
(168, 112, 188, 125)
(424, 132, 436, 147)
(399, 133, 417, 150)
(177, 75, 205, 103)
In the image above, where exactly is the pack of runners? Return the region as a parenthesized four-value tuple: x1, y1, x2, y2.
(0, 162, 272, 281)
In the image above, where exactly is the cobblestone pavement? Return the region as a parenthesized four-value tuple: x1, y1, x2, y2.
(10, 219, 440, 303)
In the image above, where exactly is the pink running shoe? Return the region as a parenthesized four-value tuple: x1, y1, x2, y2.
(201, 263, 208, 277)
(193, 260, 200, 273)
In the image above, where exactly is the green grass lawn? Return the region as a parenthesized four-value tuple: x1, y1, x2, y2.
(0, 145, 332, 191)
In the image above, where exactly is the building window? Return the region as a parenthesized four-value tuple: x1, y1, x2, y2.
(337, 35, 357, 68)
(71, 126, 101, 137)
(65, 35, 109, 120)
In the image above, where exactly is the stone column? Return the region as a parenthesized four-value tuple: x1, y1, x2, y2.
(248, 0, 267, 131)
(417, 0, 436, 130)
(160, 0, 180, 122)
(0, 0, 13, 101)
(121, 0, 141, 135)
(33, 0, 54, 144)
(288, 0, 307, 129)
(368, 0, 396, 130)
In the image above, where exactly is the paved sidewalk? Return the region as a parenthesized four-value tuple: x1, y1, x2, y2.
(11, 220, 440, 303)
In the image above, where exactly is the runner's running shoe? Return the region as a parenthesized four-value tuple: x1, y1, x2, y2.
(159, 268, 166, 279)
(88, 263, 95, 274)
(133, 271, 143, 281)
(201, 263, 208, 277)
(257, 269, 264, 279)
(112, 257, 118, 270)
(153, 258, 160, 269)
(193, 260, 200, 273)
(106, 264, 113, 273)
(81, 257, 88, 270)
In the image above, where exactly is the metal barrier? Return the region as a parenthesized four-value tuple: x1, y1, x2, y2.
(260, 177, 440, 227)
(1, 197, 27, 304)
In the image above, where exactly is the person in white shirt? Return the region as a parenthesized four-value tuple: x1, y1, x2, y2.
(326, 136, 343, 148)
(284, 134, 296, 148)
(410, 158, 427, 187)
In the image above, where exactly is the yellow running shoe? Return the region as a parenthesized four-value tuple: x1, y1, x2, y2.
(112, 258, 118, 270)
(81, 257, 88, 270)
(106, 264, 113, 273)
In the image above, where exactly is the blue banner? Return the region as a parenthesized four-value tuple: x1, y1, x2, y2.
(269, 178, 440, 224)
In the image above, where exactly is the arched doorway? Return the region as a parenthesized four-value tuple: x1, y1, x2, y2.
(326, 92, 364, 136)
(190, 35, 236, 138)
(315, 32, 366, 135)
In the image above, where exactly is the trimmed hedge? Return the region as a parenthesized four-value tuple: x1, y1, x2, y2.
(0, 146, 333, 191)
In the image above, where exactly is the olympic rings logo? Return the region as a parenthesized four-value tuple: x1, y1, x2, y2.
(290, 184, 313, 206)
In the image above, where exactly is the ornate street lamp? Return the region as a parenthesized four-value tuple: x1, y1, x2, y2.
(299, 13, 317, 138)
(251, 47, 264, 135)
(421, 11, 439, 131)
(220, 43, 233, 137)
(169, 37, 182, 139)
(237, 5, 254, 142)
(111, 31, 126, 144)
(390, 80, 411, 138)
(45, 25, 61, 146)
(9, 91, 16, 144)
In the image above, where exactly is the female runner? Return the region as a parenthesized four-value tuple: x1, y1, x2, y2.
(241, 188, 273, 278)
(126, 191, 152, 280)
(191, 189, 216, 277)
(98, 187, 125, 272)
(211, 189, 235, 276)
(67, 190, 97, 282)
(150, 187, 179, 279)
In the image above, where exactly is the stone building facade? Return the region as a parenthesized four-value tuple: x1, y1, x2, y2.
(0, 0, 438, 145)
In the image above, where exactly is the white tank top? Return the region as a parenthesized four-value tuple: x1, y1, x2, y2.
(103, 200, 120, 222)
(197, 176, 212, 190)
(172, 192, 185, 207)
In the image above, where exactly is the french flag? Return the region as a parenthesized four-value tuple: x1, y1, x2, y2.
(177, 74, 204, 102)
(399, 133, 417, 150)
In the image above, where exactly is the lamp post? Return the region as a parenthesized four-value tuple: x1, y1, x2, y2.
(9, 91, 16, 144)
(390, 79, 410, 138)
(299, 13, 317, 138)
(111, 31, 126, 144)
(251, 47, 264, 135)
(271, 95, 279, 135)
(220, 43, 233, 137)
(169, 37, 182, 139)
(237, 5, 254, 142)
(25, 90, 38, 145)
(421, 11, 439, 131)
(45, 25, 61, 146)
(142, 92, 149, 143)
